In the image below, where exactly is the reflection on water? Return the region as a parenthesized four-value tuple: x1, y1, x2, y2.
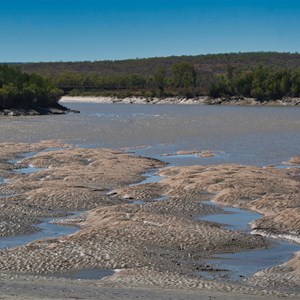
(0, 103, 300, 166)
(199, 201, 300, 281)
(0, 216, 78, 249)
(202, 241, 300, 281)
(15, 166, 46, 174)
(200, 201, 262, 232)
(48, 268, 114, 280)
(129, 171, 162, 186)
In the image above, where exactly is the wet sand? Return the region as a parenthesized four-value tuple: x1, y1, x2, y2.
(0, 141, 299, 299)
(289, 156, 300, 165)
(0, 277, 292, 300)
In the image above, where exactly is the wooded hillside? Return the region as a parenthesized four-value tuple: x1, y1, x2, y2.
(14, 52, 300, 77)
(6, 52, 300, 99)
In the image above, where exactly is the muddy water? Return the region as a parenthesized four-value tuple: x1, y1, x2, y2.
(0, 103, 300, 166)
(199, 201, 300, 281)
(203, 242, 300, 282)
(200, 201, 262, 232)
(0, 215, 78, 249)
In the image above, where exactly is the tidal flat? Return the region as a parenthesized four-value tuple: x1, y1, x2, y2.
(0, 103, 300, 299)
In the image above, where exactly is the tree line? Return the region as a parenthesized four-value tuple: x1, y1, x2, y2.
(52, 62, 199, 98)
(17, 52, 300, 78)
(209, 66, 300, 100)
(0, 65, 63, 109)
(8, 52, 300, 100)
(2, 61, 300, 109)
(52, 63, 300, 100)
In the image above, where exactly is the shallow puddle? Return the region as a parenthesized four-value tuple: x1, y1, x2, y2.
(46, 268, 115, 280)
(129, 170, 167, 202)
(15, 165, 46, 174)
(130, 171, 162, 186)
(199, 201, 300, 281)
(0, 153, 79, 249)
(8, 151, 38, 164)
(203, 241, 300, 281)
(200, 201, 262, 232)
(0, 215, 79, 249)
(10, 148, 64, 174)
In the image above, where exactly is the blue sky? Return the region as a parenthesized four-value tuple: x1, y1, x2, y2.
(1, 0, 300, 62)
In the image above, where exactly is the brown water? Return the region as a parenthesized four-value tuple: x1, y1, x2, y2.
(1, 103, 300, 167)
(199, 201, 300, 281)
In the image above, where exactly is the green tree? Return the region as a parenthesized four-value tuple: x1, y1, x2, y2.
(0, 65, 63, 109)
(235, 72, 253, 97)
(251, 86, 264, 100)
(172, 62, 197, 89)
(291, 69, 300, 97)
(209, 75, 233, 98)
(154, 67, 166, 95)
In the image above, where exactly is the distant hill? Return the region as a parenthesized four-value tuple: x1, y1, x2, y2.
(5, 52, 300, 100)
(13, 52, 300, 77)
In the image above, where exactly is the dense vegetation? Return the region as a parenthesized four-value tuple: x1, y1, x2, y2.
(48, 61, 198, 98)
(0, 65, 63, 109)
(209, 66, 300, 100)
(10, 52, 300, 99)
(16, 52, 300, 77)
(3, 52, 300, 100)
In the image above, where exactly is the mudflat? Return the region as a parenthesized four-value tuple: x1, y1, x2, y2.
(0, 141, 299, 299)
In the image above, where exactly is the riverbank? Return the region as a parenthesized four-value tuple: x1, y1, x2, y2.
(60, 95, 300, 106)
(0, 103, 79, 116)
(0, 141, 300, 299)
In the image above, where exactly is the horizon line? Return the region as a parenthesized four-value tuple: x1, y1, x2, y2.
(2, 51, 300, 64)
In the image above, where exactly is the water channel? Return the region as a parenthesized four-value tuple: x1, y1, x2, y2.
(1, 151, 114, 280)
(123, 171, 300, 282)
(0, 102, 300, 281)
(199, 201, 300, 281)
(1, 151, 79, 249)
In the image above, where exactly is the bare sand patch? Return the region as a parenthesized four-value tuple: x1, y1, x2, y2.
(289, 155, 300, 165)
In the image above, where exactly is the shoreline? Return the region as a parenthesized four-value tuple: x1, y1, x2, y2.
(0, 104, 79, 116)
(60, 95, 300, 106)
(2, 96, 299, 116)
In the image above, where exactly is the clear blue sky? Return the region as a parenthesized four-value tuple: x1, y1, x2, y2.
(1, 0, 300, 62)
